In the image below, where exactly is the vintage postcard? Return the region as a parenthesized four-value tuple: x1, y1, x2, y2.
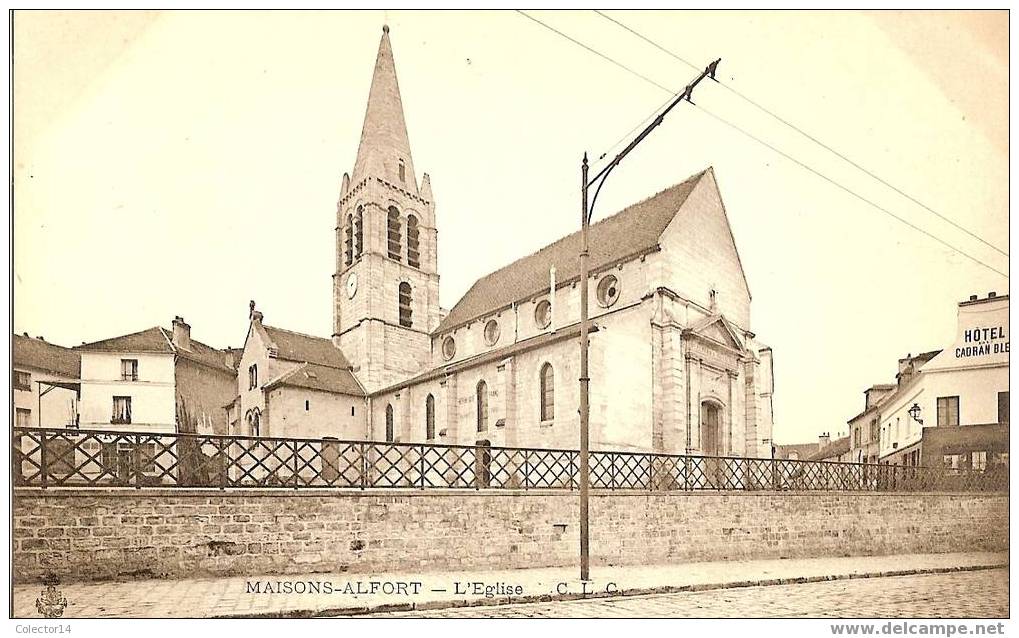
(7, 7, 1010, 631)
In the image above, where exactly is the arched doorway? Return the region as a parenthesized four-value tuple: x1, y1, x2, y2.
(700, 401, 722, 457)
(700, 400, 724, 488)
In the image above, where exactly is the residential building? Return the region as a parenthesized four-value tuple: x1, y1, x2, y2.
(846, 384, 896, 464)
(12, 333, 81, 429)
(76, 317, 238, 434)
(869, 293, 1008, 468)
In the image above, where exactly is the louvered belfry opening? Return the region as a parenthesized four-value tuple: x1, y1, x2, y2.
(387, 206, 402, 260)
(398, 282, 412, 327)
(344, 214, 354, 266)
(407, 214, 420, 268)
(354, 206, 364, 258)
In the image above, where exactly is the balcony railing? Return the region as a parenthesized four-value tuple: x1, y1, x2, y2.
(11, 426, 1009, 492)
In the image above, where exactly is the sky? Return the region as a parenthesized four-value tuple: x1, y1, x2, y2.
(13, 10, 1008, 444)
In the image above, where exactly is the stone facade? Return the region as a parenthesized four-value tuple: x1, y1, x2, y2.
(233, 316, 365, 439)
(220, 26, 776, 457)
(367, 173, 775, 457)
(332, 26, 440, 395)
(12, 489, 1007, 582)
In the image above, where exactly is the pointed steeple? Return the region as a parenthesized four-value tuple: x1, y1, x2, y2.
(351, 25, 418, 195)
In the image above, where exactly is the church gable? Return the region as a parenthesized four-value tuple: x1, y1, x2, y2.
(657, 167, 752, 328)
(686, 314, 746, 353)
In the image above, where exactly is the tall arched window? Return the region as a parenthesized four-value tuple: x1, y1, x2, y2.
(425, 394, 435, 440)
(476, 380, 488, 433)
(540, 362, 554, 421)
(407, 215, 420, 268)
(344, 213, 353, 266)
(387, 206, 402, 260)
(398, 282, 413, 327)
(354, 206, 364, 258)
(385, 404, 394, 442)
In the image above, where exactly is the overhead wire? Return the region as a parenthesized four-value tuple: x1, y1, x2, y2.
(515, 10, 1008, 279)
(592, 9, 1008, 258)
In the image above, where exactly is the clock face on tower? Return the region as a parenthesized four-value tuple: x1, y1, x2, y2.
(346, 273, 358, 299)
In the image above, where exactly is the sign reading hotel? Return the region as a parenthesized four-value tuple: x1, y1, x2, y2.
(956, 326, 1009, 358)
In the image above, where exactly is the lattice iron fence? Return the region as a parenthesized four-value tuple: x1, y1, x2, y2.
(12, 426, 1008, 492)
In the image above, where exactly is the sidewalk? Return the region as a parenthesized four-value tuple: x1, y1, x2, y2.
(13, 551, 1007, 618)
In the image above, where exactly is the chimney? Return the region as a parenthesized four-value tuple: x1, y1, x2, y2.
(249, 300, 263, 324)
(818, 432, 830, 447)
(171, 316, 192, 351)
(223, 349, 236, 369)
(988, 291, 997, 299)
(969, 295, 978, 302)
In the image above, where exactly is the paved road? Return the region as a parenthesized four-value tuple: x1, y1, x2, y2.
(372, 569, 1008, 618)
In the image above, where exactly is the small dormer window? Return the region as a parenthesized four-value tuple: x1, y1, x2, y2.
(398, 159, 406, 183)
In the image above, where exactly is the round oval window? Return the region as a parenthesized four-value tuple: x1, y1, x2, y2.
(534, 299, 552, 329)
(484, 319, 501, 346)
(442, 336, 456, 360)
(596, 274, 620, 307)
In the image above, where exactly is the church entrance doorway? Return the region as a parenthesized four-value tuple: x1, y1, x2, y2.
(700, 401, 723, 487)
(701, 401, 721, 456)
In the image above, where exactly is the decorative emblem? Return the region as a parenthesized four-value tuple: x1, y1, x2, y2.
(35, 572, 68, 618)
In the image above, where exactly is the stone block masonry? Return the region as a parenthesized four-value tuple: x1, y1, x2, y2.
(12, 489, 1007, 583)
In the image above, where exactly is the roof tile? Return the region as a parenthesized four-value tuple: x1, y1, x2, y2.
(262, 325, 352, 369)
(13, 334, 81, 378)
(435, 170, 707, 333)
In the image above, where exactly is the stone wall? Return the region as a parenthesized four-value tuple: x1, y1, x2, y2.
(13, 489, 1007, 583)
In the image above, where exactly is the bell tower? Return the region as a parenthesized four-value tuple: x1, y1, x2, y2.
(333, 25, 440, 393)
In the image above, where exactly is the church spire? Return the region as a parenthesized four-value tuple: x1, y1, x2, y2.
(351, 25, 418, 195)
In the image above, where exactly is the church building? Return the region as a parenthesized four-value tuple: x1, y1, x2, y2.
(233, 25, 775, 458)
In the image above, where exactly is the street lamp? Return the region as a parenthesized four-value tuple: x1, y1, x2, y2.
(908, 403, 923, 425)
(577, 57, 720, 582)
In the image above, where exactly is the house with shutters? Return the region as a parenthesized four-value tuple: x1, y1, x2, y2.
(233, 25, 775, 458)
(76, 317, 239, 435)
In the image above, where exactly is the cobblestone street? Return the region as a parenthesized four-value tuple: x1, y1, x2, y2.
(372, 569, 1009, 618)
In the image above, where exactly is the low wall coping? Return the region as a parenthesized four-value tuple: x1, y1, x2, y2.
(12, 487, 1008, 499)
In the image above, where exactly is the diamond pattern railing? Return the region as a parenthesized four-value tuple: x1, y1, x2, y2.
(11, 427, 1009, 493)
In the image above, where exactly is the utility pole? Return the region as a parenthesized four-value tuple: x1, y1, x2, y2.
(578, 57, 720, 582)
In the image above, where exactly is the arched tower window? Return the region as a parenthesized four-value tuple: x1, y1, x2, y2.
(387, 206, 402, 260)
(425, 394, 435, 440)
(476, 380, 488, 433)
(354, 206, 364, 258)
(398, 282, 413, 327)
(407, 215, 420, 268)
(344, 213, 353, 267)
(385, 404, 394, 442)
(540, 363, 554, 421)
